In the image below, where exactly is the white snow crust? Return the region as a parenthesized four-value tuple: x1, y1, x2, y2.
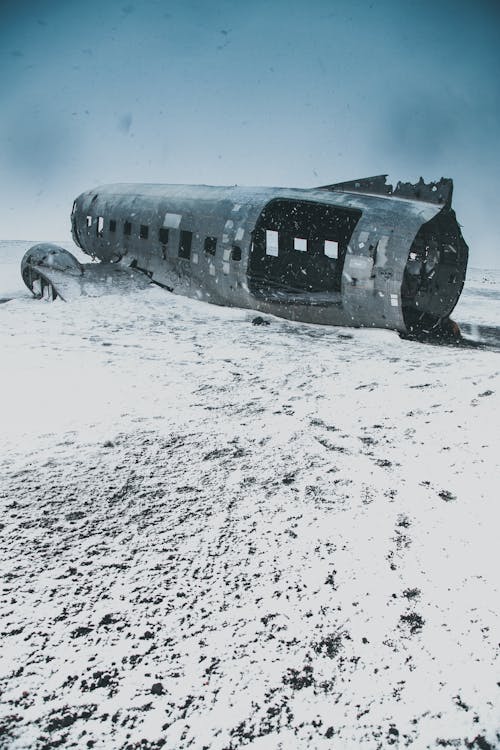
(0, 241, 499, 749)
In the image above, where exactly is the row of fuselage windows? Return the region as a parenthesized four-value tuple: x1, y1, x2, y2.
(86, 215, 242, 262)
(264, 229, 339, 260)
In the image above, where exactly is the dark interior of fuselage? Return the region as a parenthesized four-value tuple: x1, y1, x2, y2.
(402, 208, 469, 334)
(248, 199, 361, 301)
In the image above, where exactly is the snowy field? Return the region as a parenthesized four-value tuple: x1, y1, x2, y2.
(0, 240, 499, 750)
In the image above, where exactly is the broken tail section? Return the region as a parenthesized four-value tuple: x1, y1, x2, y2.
(317, 175, 453, 208)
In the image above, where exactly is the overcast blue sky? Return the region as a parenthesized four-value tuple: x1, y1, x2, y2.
(1, 0, 499, 266)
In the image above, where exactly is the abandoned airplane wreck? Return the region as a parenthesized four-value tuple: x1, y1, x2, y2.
(21, 175, 468, 336)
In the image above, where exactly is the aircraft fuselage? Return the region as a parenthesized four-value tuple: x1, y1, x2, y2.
(22, 176, 469, 336)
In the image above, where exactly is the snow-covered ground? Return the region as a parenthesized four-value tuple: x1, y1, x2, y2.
(1, 240, 499, 750)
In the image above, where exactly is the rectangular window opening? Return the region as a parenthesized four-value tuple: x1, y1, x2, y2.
(231, 245, 242, 261)
(204, 236, 217, 256)
(109, 219, 116, 233)
(179, 230, 192, 259)
(124, 221, 132, 236)
(324, 240, 339, 259)
(140, 224, 149, 240)
(86, 215, 92, 228)
(294, 237, 307, 252)
(265, 229, 279, 257)
(97, 216, 104, 237)
(159, 227, 169, 245)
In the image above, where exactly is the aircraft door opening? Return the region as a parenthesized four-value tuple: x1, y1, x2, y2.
(248, 199, 361, 300)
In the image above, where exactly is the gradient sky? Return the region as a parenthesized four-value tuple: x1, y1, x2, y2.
(1, 0, 499, 266)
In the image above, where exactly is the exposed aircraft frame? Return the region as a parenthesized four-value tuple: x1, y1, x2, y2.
(22, 175, 468, 337)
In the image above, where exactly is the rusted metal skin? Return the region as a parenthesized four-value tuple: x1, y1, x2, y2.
(22, 176, 468, 334)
